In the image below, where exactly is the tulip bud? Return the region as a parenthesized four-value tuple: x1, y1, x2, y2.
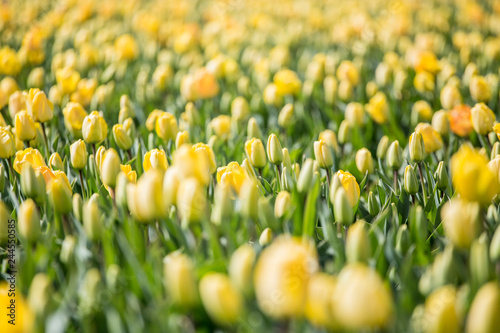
(83, 199, 102, 241)
(274, 191, 292, 219)
(28, 273, 52, 316)
(338, 79, 353, 102)
(278, 103, 294, 128)
(82, 111, 107, 144)
(470, 75, 491, 103)
(387, 140, 403, 170)
(434, 161, 448, 191)
(409, 132, 426, 162)
(177, 178, 206, 224)
(15, 110, 36, 141)
(423, 286, 459, 333)
(338, 120, 351, 145)
(155, 112, 178, 142)
(259, 227, 273, 246)
(491, 142, 500, 160)
(70, 139, 88, 170)
(329, 173, 342, 203)
(404, 165, 419, 195)
(432, 110, 449, 136)
(368, 191, 380, 216)
(229, 244, 255, 295)
(71, 193, 83, 222)
(49, 152, 64, 171)
(0, 127, 16, 159)
(395, 224, 411, 256)
(297, 158, 314, 193)
(346, 220, 370, 263)
(247, 117, 262, 140)
(345, 102, 365, 127)
(324, 75, 338, 105)
(239, 179, 260, 219)
(49, 179, 73, 215)
(470, 233, 492, 294)
(334, 187, 353, 226)
(266, 133, 283, 165)
(466, 282, 500, 333)
(163, 252, 199, 308)
(319, 129, 340, 155)
(18, 198, 41, 243)
(175, 131, 189, 149)
(440, 84, 461, 110)
(20, 164, 45, 203)
(471, 102, 496, 135)
(355, 148, 374, 174)
(199, 273, 243, 326)
(211, 183, 233, 225)
(101, 149, 121, 188)
(442, 199, 481, 249)
(112, 124, 132, 150)
(230, 97, 249, 124)
(245, 138, 266, 169)
(314, 139, 334, 169)
(377, 135, 390, 159)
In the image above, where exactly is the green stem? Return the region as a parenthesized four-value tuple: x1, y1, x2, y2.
(418, 162, 427, 206)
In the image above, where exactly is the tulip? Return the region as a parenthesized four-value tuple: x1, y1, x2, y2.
(336, 60, 359, 85)
(324, 75, 338, 105)
(266, 133, 283, 165)
(414, 71, 435, 93)
(8, 91, 27, 120)
(470, 75, 491, 103)
(49, 152, 64, 171)
(333, 264, 393, 330)
(27, 273, 52, 316)
(409, 131, 426, 162)
(368, 191, 380, 216)
(48, 178, 73, 215)
(0, 127, 16, 159)
(245, 137, 266, 169)
(274, 191, 292, 219)
(24, 89, 53, 123)
(72, 194, 83, 222)
(173, 145, 210, 185)
(101, 149, 121, 188)
(20, 164, 45, 204)
(448, 104, 473, 137)
(199, 273, 243, 326)
(15, 110, 36, 142)
(56, 67, 80, 95)
(432, 110, 449, 136)
(414, 51, 440, 74)
(155, 112, 178, 142)
(209, 115, 231, 140)
(83, 199, 102, 241)
(70, 139, 87, 170)
(314, 139, 334, 169)
(365, 92, 389, 124)
(228, 244, 255, 295)
(355, 148, 374, 174)
(434, 161, 449, 191)
(176, 178, 206, 224)
(254, 236, 318, 318)
(143, 148, 168, 173)
(62, 102, 88, 138)
(377, 135, 390, 159)
(278, 103, 294, 128)
(346, 220, 370, 263)
(304, 273, 337, 329)
(175, 131, 189, 149)
(274, 69, 301, 96)
(146, 110, 163, 132)
(415, 123, 443, 154)
(211, 182, 233, 224)
(442, 198, 481, 249)
(470, 102, 496, 135)
(466, 282, 500, 333)
(263, 83, 283, 106)
(163, 252, 199, 308)
(13, 148, 46, 173)
(412, 100, 433, 123)
(423, 286, 460, 333)
(127, 170, 167, 223)
(338, 120, 351, 144)
(18, 199, 41, 242)
(239, 179, 260, 219)
(191, 143, 216, 175)
(345, 102, 365, 127)
(297, 158, 314, 193)
(334, 187, 354, 226)
(440, 84, 462, 110)
(247, 117, 263, 140)
(112, 124, 132, 151)
(230, 96, 249, 123)
(82, 111, 108, 144)
(318, 129, 340, 154)
(259, 227, 273, 246)
(335, 170, 360, 207)
(404, 165, 419, 195)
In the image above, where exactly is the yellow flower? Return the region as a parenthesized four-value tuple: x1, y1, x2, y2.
(192, 67, 220, 99)
(470, 75, 491, 103)
(423, 286, 460, 333)
(18, 198, 41, 242)
(415, 123, 444, 154)
(470, 102, 496, 135)
(0, 47, 21, 76)
(15, 110, 36, 142)
(155, 112, 178, 142)
(318, 129, 340, 154)
(24, 88, 53, 123)
(143, 148, 168, 173)
(70, 78, 97, 107)
(414, 71, 435, 93)
(8, 91, 26, 120)
(82, 111, 108, 144)
(263, 83, 283, 106)
(163, 252, 199, 308)
(412, 100, 433, 121)
(336, 170, 360, 207)
(114, 34, 139, 61)
(440, 84, 462, 110)
(442, 198, 480, 250)
(365, 92, 389, 124)
(0, 127, 16, 159)
(176, 178, 207, 223)
(333, 264, 393, 330)
(245, 138, 266, 169)
(304, 273, 338, 329)
(192, 143, 216, 174)
(217, 162, 247, 195)
(273, 69, 302, 96)
(172, 144, 210, 185)
(413, 50, 441, 74)
(210, 115, 231, 140)
(126, 170, 167, 222)
(254, 236, 319, 318)
(101, 149, 121, 188)
(146, 110, 163, 132)
(314, 139, 334, 169)
(494, 123, 500, 141)
(14, 148, 46, 173)
(70, 139, 87, 170)
(199, 273, 243, 326)
(112, 124, 132, 150)
(451, 144, 500, 205)
(0, 282, 34, 333)
(228, 244, 256, 295)
(336, 60, 360, 85)
(56, 67, 80, 95)
(466, 282, 500, 333)
(120, 164, 137, 183)
(355, 148, 374, 174)
(63, 102, 88, 138)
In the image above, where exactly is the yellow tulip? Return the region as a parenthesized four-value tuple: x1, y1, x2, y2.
(172, 144, 210, 185)
(70, 78, 97, 107)
(143, 148, 168, 173)
(451, 145, 499, 205)
(175, 131, 189, 149)
(126, 170, 167, 222)
(63, 102, 88, 138)
(114, 34, 139, 61)
(355, 148, 374, 174)
(163, 252, 199, 308)
(70, 139, 87, 170)
(228, 244, 256, 295)
(24, 88, 53, 123)
(217, 162, 247, 195)
(314, 139, 334, 169)
(415, 123, 444, 154)
(8, 90, 26, 120)
(273, 69, 302, 96)
(15, 110, 36, 142)
(176, 177, 207, 224)
(333, 264, 393, 330)
(82, 111, 108, 144)
(120, 164, 137, 183)
(0, 282, 34, 333)
(466, 282, 500, 333)
(254, 236, 318, 318)
(48, 178, 73, 215)
(441, 198, 481, 249)
(191, 143, 216, 174)
(470, 102, 496, 135)
(14, 148, 46, 173)
(145, 109, 163, 132)
(470, 75, 491, 103)
(155, 112, 178, 142)
(440, 84, 462, 110)
(56, 66, 80, 95)
(413, 51, 441, 74)
(210, 115, 231, 140)
(336, 60, 360, 85)
(304, 273, 338, 329)
(422, 286, 460, 333)
(192, 67, 219, 99)
(49, 152, 64, 171)
(414, 71, 435, 93)
(230, 96, 249, 123)
(112, 124, 132, 150)
(245, 137, 266, 169)
(101, 149, 121, 188)
(0, 127, 16, 159)
(18, 198, 41, 242)
(365, 92, 389, 124)
(336, 170, 360, 207)
(345, 102, 365, 127)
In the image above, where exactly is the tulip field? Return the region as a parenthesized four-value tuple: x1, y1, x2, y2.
(3, 0, 500, 332)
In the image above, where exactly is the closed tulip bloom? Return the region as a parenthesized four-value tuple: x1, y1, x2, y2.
(15, 110, 36, 142)
(210, 115, 231, 140)
(451, 145, 499, 205)
(82, 111, 107, 144)
(199, 273, 243, 326)
(20, 164, 45, 203)
(441, 198, 481, 249)
(127, 170, 166, 222)
(466, 282, 500, 333)
(24, 89, 53, 123)
(355, 148, 374, 174)
(432, 110, 449, 136)
(49, 152, 64, 170)
(192, 67, 220, 99)
(70, 139, 87, 170)
(230, 96, 249, 123)
(404, 165, 419, 195)
(266, 133, 283, 165)
(0, 127, 15, 158)
(334, 187, 354, 226)
(333, 264, 393, 330)
(324, 75, 338, 105)
(229, 244, 255, 295)
(191, 143, 216, 174)
(336, 170, 360, 207)
(377, 135, 390, 159)
(440, 84, 462, 110)
(409, 131, 426, 162)
(155, 112, 178, 142)
(488, 155, 500, 183)
(114, 34, 139, 61)
(494, 123, 500, 141)
(120, 164, 137, 184)
(274, 191, 292, 218)
(414, 51, 441, 74)
(143, 149, 168, 173)
(14, 148, 46, 173)
(254, 236, 318, 318)
(304, 273, 337, 329)
(471, 103, 496, 135)
(176, 178, 206, 224)
(314, 139, 333, 169)
(83, 199, 102, 241)
(414, 71, 435, 93)
(274, 69, 301, 96)
(145, 110, 163, 132)
(415, 123, 443, 154)
(263, 83, 283, 106)
(336, 60, 360, 85)
(470, 75, 491, 103)
(423, 286, 460, 333)
(345, 102, 365, 127)
(278, 103, 294, 128)
(94, 146, 106, 175)
(48, 178, 73, 215)
(448, 104, 473, 137)
(365, 92, 389, 124)
(101, 149, 121, 188)
(173, 145, 210, 185)
(56, 67, 80, 94)
(163, 252, 199, 308)
(8, 90, 26, 120)
(112, 124, 132, 150)
(18, 199, 41, 242)
(247, 117, 263, 140)
(346, 220, 370, 263)
(245, 137, 266, 168)
(62, 102, 88, 138)
(175, 131, 189, 149)
(318, 129, 340, 154)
